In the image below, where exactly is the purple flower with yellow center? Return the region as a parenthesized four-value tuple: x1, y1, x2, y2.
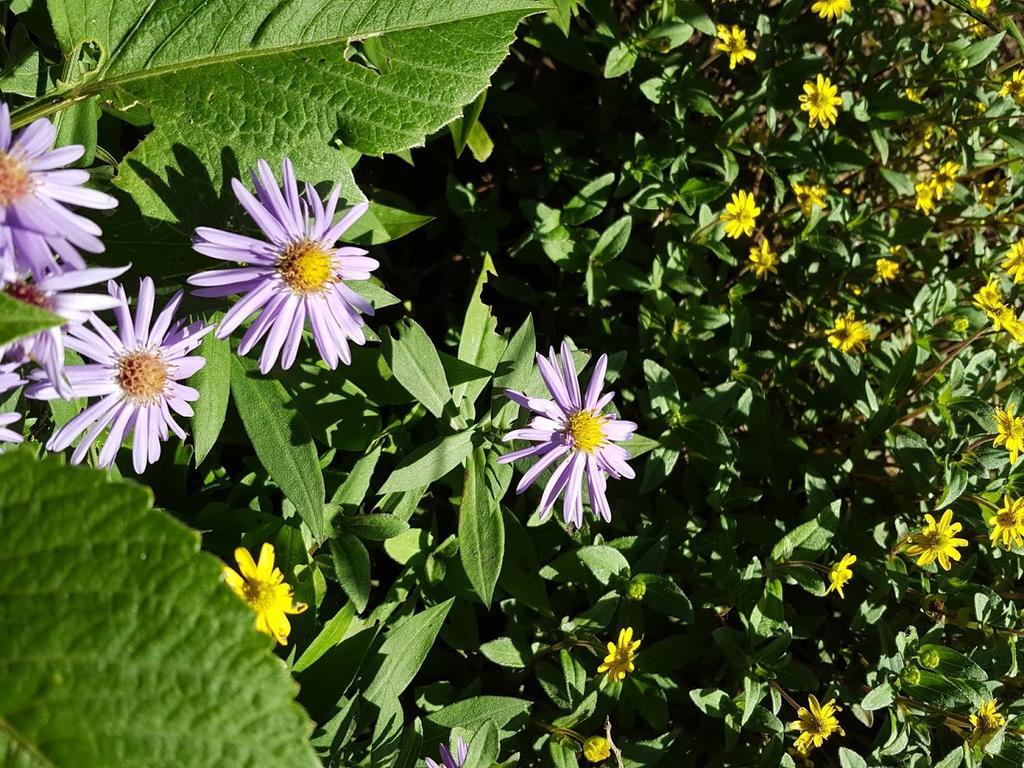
(28, 277, 211, 474)
(425, 737, 467, 768)
(0, 362, 25, 445)
(0, 103, 117, 277)
(499, 341, 636, 527)
(188, 158, 378, 373)
(0, 263, 128, 396)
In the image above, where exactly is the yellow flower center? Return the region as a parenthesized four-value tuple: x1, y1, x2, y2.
(277, 240, 335, 294)
(0, 152, 31, 207)
(242, 578, 278, 613)
(808, 88, 832, 110)
(117, 351, 169, 403)
(725, 37, 746, 54)
(997, 509, 1017, 529)
(804, 712, 828, 736)
(565, 409, 606, 454)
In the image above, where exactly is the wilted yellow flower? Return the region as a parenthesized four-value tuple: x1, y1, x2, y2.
(714, 25, 756, 69)
(978, 177, 1006, 209)
(1003, 240, 1024, 282)
(824, 553, 856, 597)
(583, 736, 612, 762)
(799, 75, 843, 128)
(1001, 69, 1024, 105)
(597, 627, 641, 682)
(792, 181, 828, 216)
(994, 404, 1024, 464)
(904, 510, 969, 571)
(827, 311, 871, 354)
(989, 495, 1024, 549)
(790, 696, 844, 755)
(811, 0, 851, 20)
(223, 543, 308, 645)
(971, 700, 1006, 745)
(721, 190, 760, 238)
(748, 240, 779, 279)
(875, 258, 900, 283)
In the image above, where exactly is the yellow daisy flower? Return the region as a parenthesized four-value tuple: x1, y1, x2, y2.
(973, 277, 1004, 315)
(970, 700, 1006, 745)
(875, 258, 900, 283)
(811, 0, 852, 21)
(583, 736, 612, 763)
(748, 240, 779, 279)
(824, 553, 856, 598)
(994, 404, 1024, 464)
(989, 494, 1024, 550)
(714, 25, 757, 69)
(223, 542, 308, 645)
(931, 161, 960, 198)
(1001, 69, 1024, 105)
(904, 510, 969, 570)
(792, 181, 828, 216)
(914, 181, 936, 214)
(1003, 240, 1024, 283)
(790, 696, 844, 755)
(720, 190, 760, 239)
(991, 306, 1024, 343)
(799, 75, 843, 129)
(904, 87, 925, 104)
(827, 310, 871, 354)
(597, 626, 641, 682)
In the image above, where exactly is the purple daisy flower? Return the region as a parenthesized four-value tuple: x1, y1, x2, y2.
(0, 362, 25, 445)
(188, 158, 378, 373)
(27, 277, 211, 474)
(425, 737, 467, 768)
(0, 263, 128, 396)
(0, 103, 118, 277)
(499, 341, 637, 527)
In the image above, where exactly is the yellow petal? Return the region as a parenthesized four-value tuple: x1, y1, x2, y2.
(256, 542, 276, 580)
(235, 547, 259, 580)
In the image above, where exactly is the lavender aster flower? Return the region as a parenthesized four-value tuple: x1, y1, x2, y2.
(425, 737, 467, 768)
(499, 341, 637, 527)
(0, 103, 118, 276)
(0, 263, 128, 395)
(0, 362, 25, 445)
(188, 158, 378, 373)
(28, 277, 211, 474)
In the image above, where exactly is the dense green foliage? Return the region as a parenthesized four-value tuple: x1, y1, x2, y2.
(8, 0, 1024, 766)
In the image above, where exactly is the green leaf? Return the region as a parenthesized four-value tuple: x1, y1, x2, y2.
(459, 447, 505, 606)
(479, 636, 529, 668)
(190, 327, 231, 465)
(230, 356, 327, 541)
(0, 450, 318, 767)
(491, 314, 537, 429)
(364, 599, 453, 707)
(455, 254, 506, 406)
(462, 719, 500, 768)
(330, 446, 383, 510)
(861, 682, 895, 711)
(293, 601, 356, 673)
(329, 535, 371, 613)
(379, 429, 476, 494)
(386, 317, 451, 418)
(426, 695, 531, 732)
(770, 499, 841, 563)
(344, 202, 435, 247)
(562, 173, 616, 225)
(0, 292, 63, 347)
(45, 1, 542, 276)
(589, 215, 632, 266)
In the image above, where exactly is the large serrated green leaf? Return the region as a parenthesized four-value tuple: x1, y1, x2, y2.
(32, 1, 542, 276)
(0, 450, 319, 768)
